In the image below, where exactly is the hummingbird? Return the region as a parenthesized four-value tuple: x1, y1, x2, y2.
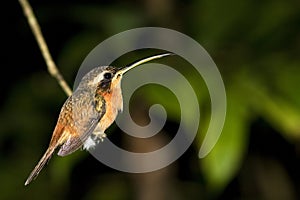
(24, 53, 173, 186)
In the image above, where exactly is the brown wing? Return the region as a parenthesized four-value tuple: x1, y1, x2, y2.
(57, 118, 99, 156)
(25, 88, 106, 185)
(56, 89, 106, 156)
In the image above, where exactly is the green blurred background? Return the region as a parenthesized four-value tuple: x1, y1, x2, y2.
(1, 0, 300, 199)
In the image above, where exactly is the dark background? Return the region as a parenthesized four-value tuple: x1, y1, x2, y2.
(1, 0, 300, 199)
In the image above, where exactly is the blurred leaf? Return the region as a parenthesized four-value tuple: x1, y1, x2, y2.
(241, 74, 300, 140)
(234, 58, 300, 140)
(260, 96, 300, 139)
(200, 86, 250, 193)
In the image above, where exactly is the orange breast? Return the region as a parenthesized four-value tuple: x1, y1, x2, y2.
(98, 82, 123, 132)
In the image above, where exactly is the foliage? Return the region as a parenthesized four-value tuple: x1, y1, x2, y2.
(1, 0, 299, 199)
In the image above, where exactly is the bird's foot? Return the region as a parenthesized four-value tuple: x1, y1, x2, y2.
(93, 131, 107, 142)
(83, 136, 97, 150)
(83, 132, 107, 151)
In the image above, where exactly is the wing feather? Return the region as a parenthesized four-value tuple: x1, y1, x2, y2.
(57, 89, 106, 156)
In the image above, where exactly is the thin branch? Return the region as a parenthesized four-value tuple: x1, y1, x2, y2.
(19, 0, 72, 96)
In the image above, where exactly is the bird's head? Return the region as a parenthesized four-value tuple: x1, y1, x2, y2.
(78, 52, 173, 94)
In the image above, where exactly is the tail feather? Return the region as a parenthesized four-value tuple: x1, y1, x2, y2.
(24, 147, 55, 186)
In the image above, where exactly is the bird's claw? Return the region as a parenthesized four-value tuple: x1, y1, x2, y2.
(92, 131, 106, 143)
(98, 133, 106, 142)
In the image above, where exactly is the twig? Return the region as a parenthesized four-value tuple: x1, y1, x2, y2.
(19, 0, 72, 96)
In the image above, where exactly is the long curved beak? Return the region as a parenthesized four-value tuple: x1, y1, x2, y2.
(116, 52, 174, 76)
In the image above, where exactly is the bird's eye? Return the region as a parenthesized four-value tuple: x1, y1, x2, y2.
(104, 72, 112, 79)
